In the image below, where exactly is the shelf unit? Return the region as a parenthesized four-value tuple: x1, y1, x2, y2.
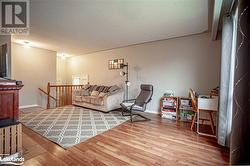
(160, 96, 194, 123)
(161, 97, 179, 121)
(178, 97, 194, 122)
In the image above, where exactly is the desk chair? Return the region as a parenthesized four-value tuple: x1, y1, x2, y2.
(190, 89, 198, 131)
(190, 89, 216, 135)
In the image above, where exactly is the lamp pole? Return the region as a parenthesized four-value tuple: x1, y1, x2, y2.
(121, 62, 129, 100)
(125, 62, 129, 100)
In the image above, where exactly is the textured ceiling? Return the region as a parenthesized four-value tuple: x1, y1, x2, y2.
(13, 0, 209, 55)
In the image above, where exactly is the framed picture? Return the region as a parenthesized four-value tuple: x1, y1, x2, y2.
(108, 59, 124, 70)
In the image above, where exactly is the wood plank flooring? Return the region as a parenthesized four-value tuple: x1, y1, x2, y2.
(21, 108, 229, 166)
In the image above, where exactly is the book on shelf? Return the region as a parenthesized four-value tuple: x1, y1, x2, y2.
(162, 112, 176, 120)
(178, 98, 194, 121)
(162, 109, 176, 112)
(179, 98, 192, 109)
(162, 98, 177, 107)
(162, 109, 176, 120)
(161, 96, 178, 120)
(179, 106, 192, 110)
(180, 110, 194, 121)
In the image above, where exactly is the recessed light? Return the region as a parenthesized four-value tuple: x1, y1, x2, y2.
(57, 53, 72, 59)
(23, 41, 31, 48)
(61, 54, 66, 60)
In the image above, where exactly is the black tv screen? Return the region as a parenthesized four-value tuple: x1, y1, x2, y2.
(0, 44, 8, 78)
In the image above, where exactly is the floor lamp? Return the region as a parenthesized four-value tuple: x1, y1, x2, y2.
(120, 62, 130, 100)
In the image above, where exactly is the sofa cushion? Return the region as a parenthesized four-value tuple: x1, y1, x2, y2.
(74, 90, 82, 96)
(74, 96, 82, 102)
(82, 89, 90, 96)
(108, 85, 121, 95)
(82, 84, 91, 90)
(121, 102, 143, 111)
(90, 90, 99, 96)
(98, 92, 107, 98)
(103, 86, 111, 93)
(95, 86, 101, 91)
(82, 96, 91, 103)
(89, 85, 97, 92)
(97, 86, 109, 92)
(90, 97, 104, 106)
(109, 85, 120, 92)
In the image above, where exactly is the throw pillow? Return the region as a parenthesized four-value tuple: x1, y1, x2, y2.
(89, 85, 97, 92)
(91, 90, 99, 96)
(82, 89, 90, 96)
(98, 92, 107, 98)
(103, 86, 111, 93)
(82, 84, 91, 90)
(108, 85, 121, 95)
(74, 90, 82, 96)
(97, 86, 106, 92)
(108, 85, 120, 92)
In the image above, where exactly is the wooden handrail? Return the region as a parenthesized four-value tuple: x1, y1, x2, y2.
(45, 82, 84, 109)
(47, 82, 50, 109)
(38, 88, 56, 101)
(49, 85, 84, 88)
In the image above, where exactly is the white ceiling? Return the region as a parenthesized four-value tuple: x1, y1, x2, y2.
(13, 0, 209, 55)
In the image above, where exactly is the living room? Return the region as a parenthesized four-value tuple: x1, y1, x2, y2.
(0, 0, 249, 165)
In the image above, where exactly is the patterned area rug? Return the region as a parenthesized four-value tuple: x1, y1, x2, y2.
(20, 106, 129, 148)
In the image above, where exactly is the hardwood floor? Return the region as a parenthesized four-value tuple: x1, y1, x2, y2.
(21, 109, 229, 166)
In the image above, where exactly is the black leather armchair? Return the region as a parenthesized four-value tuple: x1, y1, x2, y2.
(120, 84, 153, 122)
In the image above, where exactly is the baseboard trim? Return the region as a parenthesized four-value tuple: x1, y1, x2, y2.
(145, 109, 161, 114)
(19, 104, 39, 109)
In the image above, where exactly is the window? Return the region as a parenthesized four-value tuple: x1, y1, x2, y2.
(72, 74, 89, 85)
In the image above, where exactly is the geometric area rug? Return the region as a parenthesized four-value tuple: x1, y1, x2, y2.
(19, 106, 129, 149)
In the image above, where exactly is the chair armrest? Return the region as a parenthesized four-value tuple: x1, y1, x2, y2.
(134, 101, 148, 105)
(122, 99, 136, 103)
(129, 103, 136, 111)
(104, 91, 124, 109)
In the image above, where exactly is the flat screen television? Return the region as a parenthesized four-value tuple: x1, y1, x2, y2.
(0, 44, 9, 79)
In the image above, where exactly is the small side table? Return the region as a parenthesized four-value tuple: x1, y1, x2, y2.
(197, 95, 218, 137)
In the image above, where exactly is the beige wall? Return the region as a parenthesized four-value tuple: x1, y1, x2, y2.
(0, 35, 12, 78)
(11, 43, 57, 108)
(66, 33, 221, 113)
(56, 56, 68, 84)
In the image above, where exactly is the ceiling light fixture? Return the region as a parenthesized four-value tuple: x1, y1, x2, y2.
(23, 41, 31, 48)
(61, 54, 66, 60)
(57, 53, 73, 59)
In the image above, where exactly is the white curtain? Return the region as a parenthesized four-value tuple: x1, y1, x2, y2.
(218, 9, 238, 147)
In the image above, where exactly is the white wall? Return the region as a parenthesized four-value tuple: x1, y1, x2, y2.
(56, 56, 68, 84)
(66, 33, 221, 113)
(11, 43, 57, 108)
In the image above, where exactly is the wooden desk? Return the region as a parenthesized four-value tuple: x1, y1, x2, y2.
(197, 95, 218, 137)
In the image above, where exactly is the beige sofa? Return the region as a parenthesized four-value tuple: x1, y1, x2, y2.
(72, 85, 123, 112)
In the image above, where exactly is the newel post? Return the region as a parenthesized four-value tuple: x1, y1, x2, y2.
(47, 82, 50, 109)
